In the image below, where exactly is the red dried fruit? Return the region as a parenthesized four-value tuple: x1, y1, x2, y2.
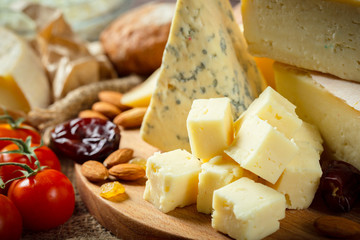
(51, 118, 120, 163)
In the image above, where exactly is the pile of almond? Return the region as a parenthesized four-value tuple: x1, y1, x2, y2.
(78, 90, 147, 128)
(81, 148, 146, 182)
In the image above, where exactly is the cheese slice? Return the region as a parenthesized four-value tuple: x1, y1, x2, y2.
(274, 62, 360, 170)
(242, 0, 360, 82)
(120, 68, 159, 108)
(140, 0, 266, 152)
(0, 27, 51, 112)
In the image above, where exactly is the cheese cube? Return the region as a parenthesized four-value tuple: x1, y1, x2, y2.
(143, 149, 201, 213)
(242, 0, 360, 82)
(267, 122, 323, 209)
(187, 98, 234, 159)
(225, 115, 298, 184)
(197, 155, 258, 214)
(212, 177, 286, 240)
(235, 86, 302, 139)
(274, 62, 360, 170)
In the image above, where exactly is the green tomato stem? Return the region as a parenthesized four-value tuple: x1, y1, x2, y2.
(0, 137, 45, 189)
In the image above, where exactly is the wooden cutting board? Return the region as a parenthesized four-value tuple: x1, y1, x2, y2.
(75, 128, 360, 240)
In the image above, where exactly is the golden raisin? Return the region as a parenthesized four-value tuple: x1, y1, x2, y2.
(100, 181, 125, 200)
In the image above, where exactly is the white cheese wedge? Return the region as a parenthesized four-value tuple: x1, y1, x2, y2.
(140, 0, 266, 152)
(242, 0, 360, 82)
(212, 177, 286, 240)
(187, 97, 234, 160)
(225, 115, 298, 184)
(0, 27, 50, 112)
(197, 155, 259, 214)
(267, 122, 323, 210)
(120, 68, 159, 108)
(235, 86, 302, 139)
(274, 62, 360, 170)
(143, 149, 201, 213)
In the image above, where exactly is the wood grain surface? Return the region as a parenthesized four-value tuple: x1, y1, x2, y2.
(75, 129, 360, 240)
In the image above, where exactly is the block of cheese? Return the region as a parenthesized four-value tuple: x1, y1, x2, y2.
(225, 115, 298, 184)
(242, 0, 360, 82)
(187, 97, 234, 160)
(274, 62, 360, 170)
(235, 86, 302, 139)
(143, 149, 201, 213)
(0, 27, 51, 112)
(267, 122, 323, 209)
(120, 68, 159, 108)
(140, 0, 266, 152)
(197, 155, 259, 214)
(212, 177, 286, 240)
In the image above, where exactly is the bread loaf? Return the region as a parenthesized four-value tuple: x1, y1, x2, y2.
(100, 2, 176, 76)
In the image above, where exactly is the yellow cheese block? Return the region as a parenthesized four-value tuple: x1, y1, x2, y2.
(212, 177, 285, 240)
(120, 68, 159, 108)
(187, 97, 234, 160)
(197, 155, 258, 214)
(143, 149, 201, 213)
(242, 0, 360, 82)
(225, 115, 299, 184)
(267, 122, 323, 210)
(274, 62, 360, 170)
(0, 27, 51, 112)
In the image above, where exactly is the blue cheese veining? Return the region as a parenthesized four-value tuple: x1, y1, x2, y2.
(140, 0, 266, 152)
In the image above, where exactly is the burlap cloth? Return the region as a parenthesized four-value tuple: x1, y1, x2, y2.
(22, 158, 120, 240)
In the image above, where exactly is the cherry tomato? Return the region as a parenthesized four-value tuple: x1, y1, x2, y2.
(8, 169, 75, 231)
(0, 143, 61, 193)
(0, 194, 22, 240)
(0, 123, 41, 150)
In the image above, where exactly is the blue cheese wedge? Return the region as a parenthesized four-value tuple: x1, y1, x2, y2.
(140, 0, 266, 152)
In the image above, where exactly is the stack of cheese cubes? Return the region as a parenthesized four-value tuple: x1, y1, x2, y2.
(241, 0, 360, 170)
(144, 87, 323, 240)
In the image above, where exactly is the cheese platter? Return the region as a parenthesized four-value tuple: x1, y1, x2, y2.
(75, 128, 360, 240)
(1, 0, 360, 239)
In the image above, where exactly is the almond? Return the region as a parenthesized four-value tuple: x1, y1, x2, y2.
(81, 160, 109, 182)
(98, 91, 130, 110)
(92, 101, 121, 119)
(113, 107, 147, 128)
(78, 110, 108, 120)
(103, 148, 134, 168)
(314, 215, 360, 239)
(109, 163, 145, 181)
